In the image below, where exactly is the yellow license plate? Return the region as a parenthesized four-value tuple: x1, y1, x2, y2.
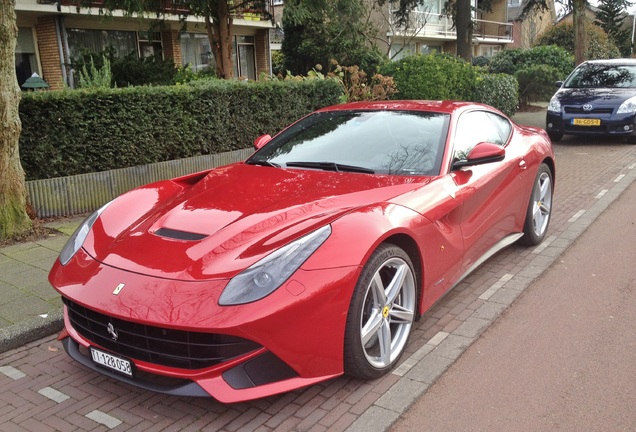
(572, 118, 601, 126)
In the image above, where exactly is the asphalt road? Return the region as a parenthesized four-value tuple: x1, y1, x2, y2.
(393, 153, 636, 431)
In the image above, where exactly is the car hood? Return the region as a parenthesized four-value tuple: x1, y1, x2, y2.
(89, 163, 431, 280)
(555, 87, 636, 106)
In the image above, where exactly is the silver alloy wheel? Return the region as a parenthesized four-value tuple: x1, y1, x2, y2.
(532, 171, 552, 237)
(359, 257, 416, 368)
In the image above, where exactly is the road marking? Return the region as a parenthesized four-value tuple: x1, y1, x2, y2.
(0, 366, 26, 380)
(38, 387, 70, 403)
(86, 410, 122, 429)
(569, 210, 586, 222)
(628, 163, 636, 169)
(614, 174, 625, 182)
(595, 189, 608, 199)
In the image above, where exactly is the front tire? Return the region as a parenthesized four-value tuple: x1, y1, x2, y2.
(547, 131, 563, 142)
(344, 244, 416, 379)
(519, 163, 553, 246)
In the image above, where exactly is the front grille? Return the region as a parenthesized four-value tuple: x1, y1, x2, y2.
(63, 298, 261, 370)
(564, 107, 614, 115)
(564, 124, 608, 133)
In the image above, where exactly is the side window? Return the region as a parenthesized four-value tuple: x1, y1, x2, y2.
(486, 112, 512, 144)
(453, 111, 509, 162)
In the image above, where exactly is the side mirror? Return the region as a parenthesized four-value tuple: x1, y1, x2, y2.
(452, 142, 505, 170)
(253, 134, 272, 150)
(555, 80, 563, 88)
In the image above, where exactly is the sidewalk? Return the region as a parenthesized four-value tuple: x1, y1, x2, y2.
(0, 218, 82, 352)
(392, 160, 636, 432)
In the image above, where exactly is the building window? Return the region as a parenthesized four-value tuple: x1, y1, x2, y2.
(66, 29, 138, 60)
(419, 44, 441, 54)
(417, 0, 441, 15)
(15, 27, 38, 88)
(233, 35, 256, 80)
(180, 33, 214, 72)
(390, 43, 416, 61)
(180, 33, 256, 78)
(138, 32, 163, 58)
(478, 44, 502, 57)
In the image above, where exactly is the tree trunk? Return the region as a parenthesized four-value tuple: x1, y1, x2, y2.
(0, 0, 32, 240)
(206, 1, 234, 79)
(572, 0, 587, 65)
(456, 0, 473, 63)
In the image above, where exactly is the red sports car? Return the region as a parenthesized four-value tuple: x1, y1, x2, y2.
(49, 100, 555, 403)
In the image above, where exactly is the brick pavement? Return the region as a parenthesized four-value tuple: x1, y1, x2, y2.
(1, 109, 636, 431)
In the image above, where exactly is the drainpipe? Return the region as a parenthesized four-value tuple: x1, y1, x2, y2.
(61, 17, 73, 88)
(54, 16, 68, 87)
(267, 29, 272, 78)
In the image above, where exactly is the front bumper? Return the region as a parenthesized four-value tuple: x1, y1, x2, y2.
(50, 249, 359, 402)
(546, 110, 636, 137)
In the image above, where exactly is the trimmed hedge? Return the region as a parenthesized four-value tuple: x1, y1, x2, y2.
(19, 79, 342, 180)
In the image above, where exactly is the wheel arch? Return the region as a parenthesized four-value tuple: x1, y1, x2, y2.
(542, 157, 556, 183)
(382, 233, 424, 321)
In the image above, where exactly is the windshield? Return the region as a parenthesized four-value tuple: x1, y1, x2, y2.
(247, 110, 450, 176)
(564, 63, 636, 88)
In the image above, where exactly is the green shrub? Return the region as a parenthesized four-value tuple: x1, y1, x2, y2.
(489, 45, 573, 105)
(490, 45, 574, 78)
(515, 64, 561, 106)
(71, 48, 178, 87)
(471, 73, 519, 117)
(78, 55, 113, 89)
(19, 79, 343, 180)
(110, 53, 178, 87)
(535, 21, 621, 63)
(271, 50, 285, 77)
(472, 56, 490, 67)
(378, 53, 477, 100)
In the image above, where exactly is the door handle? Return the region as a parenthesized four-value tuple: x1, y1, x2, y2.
(519, 159, 527, 169)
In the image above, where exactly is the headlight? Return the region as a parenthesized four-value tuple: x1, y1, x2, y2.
(59, 201, 111, 266)
(547, 96, 561, 113)
(617, 96, 636, 114)
(219, 225, 332, 306)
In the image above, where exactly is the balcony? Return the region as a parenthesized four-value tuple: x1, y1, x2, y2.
(390, 10, 512, 43)
(57, 0, 273, 20)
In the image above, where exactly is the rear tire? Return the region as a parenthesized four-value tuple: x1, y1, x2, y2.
(344, 244, 416, 379)
(519, 163, 553, 246)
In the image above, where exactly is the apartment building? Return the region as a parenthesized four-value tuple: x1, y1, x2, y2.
(15, 0, 275, 90)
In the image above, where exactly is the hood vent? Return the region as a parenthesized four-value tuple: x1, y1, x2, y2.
(154, 228, 207, 241)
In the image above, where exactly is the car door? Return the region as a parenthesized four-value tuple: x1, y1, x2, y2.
(450, 110, 529, 273)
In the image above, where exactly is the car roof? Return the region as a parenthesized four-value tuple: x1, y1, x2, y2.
(581, 58, 636, 66)
(315, 100, 487, 115)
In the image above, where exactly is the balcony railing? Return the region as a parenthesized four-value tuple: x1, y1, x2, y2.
(59, 0, 273, 21)
(391, 10, 512, 42)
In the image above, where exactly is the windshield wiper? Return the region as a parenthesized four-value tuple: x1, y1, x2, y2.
(245, 159, 280, 168)
(286, 161, 375, 174)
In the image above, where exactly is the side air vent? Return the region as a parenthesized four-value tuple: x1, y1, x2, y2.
(154, 228, 207, 241)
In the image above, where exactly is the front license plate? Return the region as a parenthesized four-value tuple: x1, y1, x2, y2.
(90, 347, 133, 377)
(571, 118, 601, 126)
